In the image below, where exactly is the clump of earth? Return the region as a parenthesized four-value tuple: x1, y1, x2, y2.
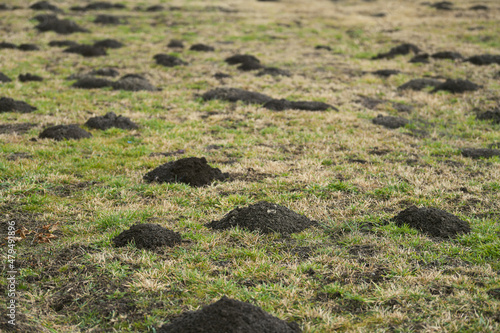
(256, 67, 291, 77)
(0, 72, 12, 82)
(85, 112, 138, 130)
(263, 99, 337, 111)
(207, 201, 316, 235)
(393, 206, 471, 239)
(94, 14, 126, 25)
(18, 44, 39, 51)
(19, 73, 43, 82)
(157, 296, 301, 333)
(36, 18, 89, 34)
(370, 69, 401, 77)
(39, 124, 92, 141)
(190, 43, 214, 52)
(113, 223, 181, 250)
(465, 54, 500, 66)
(30, 1, 61, 12)
(154, 54, 188, 67)
(64, 44, 107, 57)
(461, 148, 500, 159)
(71, 2, 126, 11)
(398, 78, 443, 91)
(372, 115, 409, 129)
(168, 39, 184, 48)
(372, 43, 421, 59)
(71, 75, 159, 91)
(0, 97, 37, 113)
(431, 79, 481, 93)
(144, 157, 228, 187)
(476, 108, 500, 124)
(202, 87, 273, 104)
(431, 51, 463, 60)
(49, 40, 79, 48)
(93, 39, 124, 49)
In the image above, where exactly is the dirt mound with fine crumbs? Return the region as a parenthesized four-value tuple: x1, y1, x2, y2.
(90, 68, 119, 77)
(461, 148, 500, 159)
(112, 76, 159, 91)
(263, 99, 337, 111)
(0, 72, 12, 82)
(39, 124, 92, 141)
(372, 115, 409, 129)
(0, 42, 16, 49)
(85, 112, 138, 130)
(93, 39, 124, 49)
(49, 40, 79, 48)
(18, 43, 39, 51)
(202, 87, 273, 104)
(0, 123, 37, 135)
(372, 43, 421, 59)
(465, 54, 500, 66)
(432, 79, 481, 93)
(256, 67, 291, 77)
(144, 157, 228, 187)
(398, 78, 443, 91)
(64, 44, 107, 57)
(154, 53, 187, 67)
(94, 14, 126, 25)
(113, 223, 181, 250)
(207, 201, 316, 235)
(431, 51, 463, 60)
(393, 206, 471, 239)
(409, 53, 429, 63)
(30, 1, 61, 12)
(225, 54, 261, 65)
(168, 39, 184, 48)
(72, 77, 113, 89)
(477, 108, 500, 124)
(36, 18, 89, 34)
(157, 296, 301, 333)
(190, 43, 214, 51)
(72, 2, 126, 11)
(19, 73, 43, 82)
(0, 97, 37, 113)
(370, 69, 401, 77)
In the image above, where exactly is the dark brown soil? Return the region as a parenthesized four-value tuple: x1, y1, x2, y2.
(372, 115, 409, 129)
(64, 44, 107, 57)
(393, 205, 471, 239)
(263, 99, 337, 111)
(72, 77, 113, 89)
(39, 124, 92, 141)
(146, 5, 165, 12)
(154, 53, 187, 67)
(470, 5, 488, 10)
(144, 157, 228, 187)
(157, 296, 301, 333)
(94, 14, 126, 25)
(476, 108, 500, 124)
(371, 69, 401, 77)
(201, 87, 273, 104)
(90, 68, 119, 77)
(461, 148, 500, 159)
(0, 42, 16, 49)
(431, 79, 481, 93)
(190, 43, 214, 51)
(19, 73, 43, 82)
(431, 51, 463, 60)
(256, 67, 291, 77)
(207, 201, 316, 235)
(93, 39, 124, 49)
(398, 78, 443, 91)
(225, 54, 261, 65)
(18, 43, 39, 51)
(167, 39, 184, 48)
(32, 13, 58, 23)
(49, 40, 79, 47)
(372, 43, 421, 60)
(112, 76, 159, 91)
(238, 61, 264, 71)
(85, 112, 138, 130)
(429, 1, 453, 10)
(0, 123, 36, 134)
(36, 18, 89, 34)
(73, 2, 126, 11)
(315, 45, 332, 50)
(0, 72, 12, 82)
(30, 1, 61, 12)
(0, 97, 37, 113)
(465, 55, 500, 66)
(409, 53, 429, 63)
(113, 223, 182, 249)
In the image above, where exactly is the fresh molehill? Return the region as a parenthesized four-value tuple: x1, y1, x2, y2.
(398, 78, 443, 91)
(39, 124, 92, 141)
(0, 97, 37, 113)
(461, 148, 500, 159)
(263, 99, 337, 111)
(372, 43, 421, 59)
(431, 79, 481, 93)
(85, 112, 138, 130)
(113, 223, 182, 250)
(201, 87, 273, 104)
(372, 115, 409, 129)
(19, 73, 43, 82)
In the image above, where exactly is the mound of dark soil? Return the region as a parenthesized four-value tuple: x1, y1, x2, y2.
(225, 54, 260, 65)
(470, 5, 488, 10)
(476, 108, 500, 124)
(112, 76, 159, 91)
(465, 54, 500, 66)
(0, 41, 17, 49)
(49, 40, 79, 47)
(168, 39, 184, 48)
(18, 43, 39, 51)
(93, 39, 124, 49)
(429, 1, 453, 10)
(90, 68, 119, 77)
(113, 223, 181, 249)
(146, 5, 165, 12)
(30, 1, 61, 12)
(207, 201, 315, 235)
(256, 67, 291, 77)
(64, 44, 107, 57)
(372, 43, 421, 60)
(372, 115, 409, 129)
(431, 79, 480, 93)
(19, 73, 43, 82)
(461, 148, 500, 159)
(202, 87, 273, 104)
(238, 61, 264, 71)
(157, 296, 300, 333)
(315, 45, 332, 50)
(371, 69, 401, 77)
(85, 112, 138, 130)
(72, 77, 113, 89)
(154, 53, 187, 67)
(0, 72, 12, 82)
(36, 19, 89, 34)
(73, 2, 126, 11)
(144, 157, 228, 187)
(0, 97, 37, 113)
(39, 124, 92, 141)
(409, 53, 429, 63)
(214, 72, 231, 79)
(393, 206, 470, 239)
(263, 99, 337, 111)
(398, 78, 443, 91)
(94, 14, 126, 25)
(431, 51, 463, 60)
(190, 43, 214, 51)
(0, 123, 36, 135)
(32, 13, 58, 23)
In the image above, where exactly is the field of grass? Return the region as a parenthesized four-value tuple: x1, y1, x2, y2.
(1, 0, 499, 331)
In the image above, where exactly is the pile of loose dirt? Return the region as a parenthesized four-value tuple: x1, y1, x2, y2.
(409, 53, 429, 63)
(263, 99, 337, 111)
(207, 201, 316, 235)
(476, 108, 500, 124)
(32, 13, 58, 23)
(30, 1, 61, 11)
(0, 97, 37, 113)
(225, 54, 263, 71)
(190, 43, 214, 51)
(19, 73, 43, 82)
(0, 42, 17, 49)
(18, 43, 39, 51)
(431, 51, 463, 60)
(315, 45, 331, 50)
(158, 296, 301, 333)
(256, 67, 291, 77)
(146, 5, 165, 12)
(90, 68, 119, 77)
(0, 72, 12, 82)
(112, 75, 159, 91)
(36, 18, 89, 34)
(94, 15, 126, 25)
(202, 87, 273, 104)
(154, 53, 187, 67)
(470, 5, 488, 10)
(64, 44, 107, 57)
(72, 77, 113, 89)
(372, 43, 421, 59)
(370, 69, 401, 77)
(113, 223, 181, 249)
(144, 157, 228, 187)
(393, 206, 470, 239)
(49, 40, 79, 47)
(398, 78, 443, 91)
(39, 124, 92, 140)
(93, 39, 124, 49)
(465, 54, 500, 66)
(461, 148, 500, 159)
(71, 2, 126, 11)
(431, 79, 481, 93)
(429, 1, 453, 10)
(372, 115, 409, 129)
(85, 112, 138, 130)
(168, 39, 184, 48)
(238, 61, 264, 71)
(0, 123, 36, 135)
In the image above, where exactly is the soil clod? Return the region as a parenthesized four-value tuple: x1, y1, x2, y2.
(465, 54, 500, 66)
(476, 108, 500, 124)
(49, 40, 79, 47)
(144, 157, 228, 187)
(113, 223, 181, 250)
(431, 79, 480, 93)
(256, 67, 291, 77)
(372, 115, 409, 129)
(371, 69, 401, 77)
(90, 68, 119, 77)
(93, 39, 124, 49)
(461, 148, 500, 159)
(30, 1, 61, 12)
(0, 97, 37, 113)
(0, 42, 17, 49)
(154, 54, 187, 67)
(36, 18, 89, 34)
(393, 206, 471, 239)
(263, 99, 337, 111)
(207, 201, 316, 235)
(409, 53, 430, 63)
(18, 43, 39, 51)
(72, 77, 113, 89)
(225, 54, 261, 65)
(85, 112, 138, 130)
(398, 78, 443, 91)
(202, 87, 273, 104)
(431, 51, 463, 60)
(94, 14, 126, 25)
(429, 1, 453, 10)
(19, 73, 43, 82)
(372, 43, 421, 59)
(190, 43, 214, 52)
(112, 75, 159, 91)
(39, 124, 92, 141)
(167, 39, 184, 48)
(64, 44, 107, 57)
(0, 72, 12, 82)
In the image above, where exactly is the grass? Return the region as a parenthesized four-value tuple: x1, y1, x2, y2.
(1, 0, 500, 332)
